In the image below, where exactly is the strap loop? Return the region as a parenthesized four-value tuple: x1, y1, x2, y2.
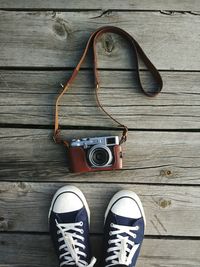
(54, 26, 163, 144)
(53, 128, 62, 144)
(120, 125, 128, 144)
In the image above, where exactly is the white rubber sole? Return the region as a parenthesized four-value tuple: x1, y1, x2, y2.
(104, 190, 146, 227)
(48, 185, 90, 224)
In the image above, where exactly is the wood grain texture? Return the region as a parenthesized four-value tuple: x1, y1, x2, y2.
(0, 128, 200, 184)
(0, 0, 200, 11)
(0, 182, 200, 236)
(0, 11, 199, 70)
(0, 233, 200, 267)
(0, 70, 200, 129)
(0, 1, 199, 265)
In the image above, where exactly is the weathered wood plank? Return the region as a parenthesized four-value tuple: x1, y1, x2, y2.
(0, 182, 200, 236)
(0, 0, 200, 11)
(0, 129, 200, 184)
(0, 233, 200, 267)
(0, 11, 199, 70)
(0, 70, 199, 129)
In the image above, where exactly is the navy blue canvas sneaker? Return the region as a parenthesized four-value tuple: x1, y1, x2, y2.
(48, 185, 96, 267)
(102, 190, 146, 267)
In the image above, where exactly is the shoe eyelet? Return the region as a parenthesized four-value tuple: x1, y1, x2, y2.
(108, 240, 111, 244)
(57, 230, 59, 234)
(136, 226, 140, 230)
(81, 229, 84, 234)
(80, 221, 83, 226)
(133, 234, 136, 238)
(110, 223, 114, 227)
(109, 231, 112, 236)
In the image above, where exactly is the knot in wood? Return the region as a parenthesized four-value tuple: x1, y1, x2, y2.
(103, 34, 115, 53)
(160, 169, 172, 177)
(158, 198, 172, 208)
(52, 21, 68, 40)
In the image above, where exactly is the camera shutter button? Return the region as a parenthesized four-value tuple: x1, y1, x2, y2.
(83, 143, 88, 149)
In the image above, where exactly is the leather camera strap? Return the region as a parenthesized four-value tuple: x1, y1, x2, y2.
(53, 26, 163, 147)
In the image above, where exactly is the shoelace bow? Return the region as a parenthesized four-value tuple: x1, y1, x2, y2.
(105, 223, 140, 267)
(56, 220, 96, 267)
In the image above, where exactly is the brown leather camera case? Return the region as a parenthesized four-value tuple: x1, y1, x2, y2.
(68, 145, 123, 173)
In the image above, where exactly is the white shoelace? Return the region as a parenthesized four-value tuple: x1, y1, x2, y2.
(56, 220, 96, 267)
(105, 223, 140, 267)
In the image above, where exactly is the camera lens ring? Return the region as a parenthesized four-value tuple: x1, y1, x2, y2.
(88, 145, 113, 168)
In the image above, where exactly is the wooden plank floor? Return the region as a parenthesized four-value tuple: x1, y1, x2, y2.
(0, 1, 200, 267)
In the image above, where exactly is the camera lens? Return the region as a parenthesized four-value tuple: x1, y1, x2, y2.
(92, 148, 109, 166)
(88, 145, 113, 167)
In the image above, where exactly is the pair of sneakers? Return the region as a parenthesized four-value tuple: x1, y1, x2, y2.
(49, 185, 146, 267)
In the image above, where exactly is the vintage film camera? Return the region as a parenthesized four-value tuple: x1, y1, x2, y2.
(68, 136, 123, 173)
(53, 27, 163, 173)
